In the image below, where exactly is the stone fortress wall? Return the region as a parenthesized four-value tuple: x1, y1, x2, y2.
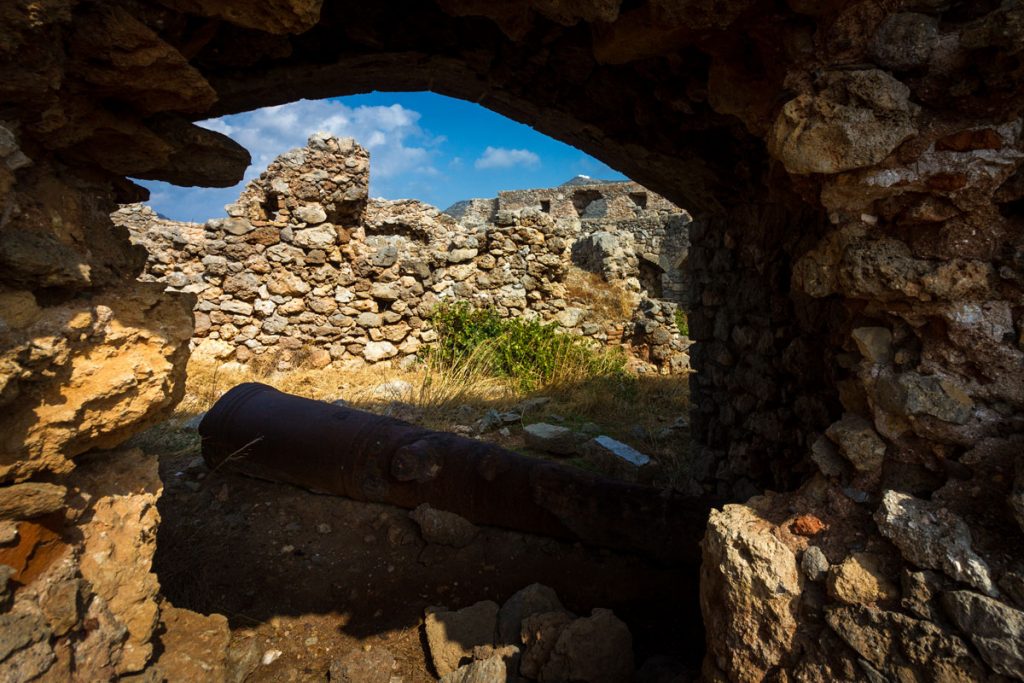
(114, 133, 693, 373)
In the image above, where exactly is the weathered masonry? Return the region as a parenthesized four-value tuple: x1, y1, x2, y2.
(113, 139, 692, 374)
(1, 2, 1023, 681)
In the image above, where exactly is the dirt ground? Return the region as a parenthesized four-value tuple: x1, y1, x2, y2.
(141, 421, 702, 682)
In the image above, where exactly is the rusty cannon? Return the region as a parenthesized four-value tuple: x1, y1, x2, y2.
(198, 382, 714, 563)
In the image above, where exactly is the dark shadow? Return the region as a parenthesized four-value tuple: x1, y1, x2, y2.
(146, 375, 707, 669)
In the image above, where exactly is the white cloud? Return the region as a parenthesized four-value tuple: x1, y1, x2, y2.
(474, 146, 540, 170)
(139, 99, 450, 221)
(196, 98, 443, 191)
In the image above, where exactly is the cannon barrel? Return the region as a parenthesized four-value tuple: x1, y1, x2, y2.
(199, 382, 714, 562)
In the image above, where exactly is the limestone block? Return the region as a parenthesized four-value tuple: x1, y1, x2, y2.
(0, 283, 192, 482)
(700, 502, 802, 682)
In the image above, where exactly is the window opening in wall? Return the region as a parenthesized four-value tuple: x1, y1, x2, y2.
(120, 91, 699, 678)
(572, 188, 604, 217)
(629, 191, 648, 209)
(639, 258, 665, 298)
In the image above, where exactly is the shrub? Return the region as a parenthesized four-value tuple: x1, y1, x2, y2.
(674, 308, 689, 337)
(426, 302, 627, 391)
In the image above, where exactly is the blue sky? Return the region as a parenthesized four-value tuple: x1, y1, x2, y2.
(138, 91, 627, 222)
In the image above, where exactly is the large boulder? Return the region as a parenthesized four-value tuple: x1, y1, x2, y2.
(700, 501, 802, 682)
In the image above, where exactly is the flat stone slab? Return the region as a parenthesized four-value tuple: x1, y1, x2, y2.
(524, 423, 579, 456)
(591, 436, 650, 467)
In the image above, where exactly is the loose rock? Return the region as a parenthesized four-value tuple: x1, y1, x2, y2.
(439, 654, 505, 683)
(497, 583, 564, 645)
(540, 608, 634, 683)
(409, 504, 478, 548)
(941, 590, 1024, 678)
(874, 490, 996, 597)
(424, 601, 499, 676)
(801, 546, 829, 582)
(523, 423, 580, 456)
(827, 553, 899, 606)
(825, 415, 886, 473)
(329, 647, 397, 683)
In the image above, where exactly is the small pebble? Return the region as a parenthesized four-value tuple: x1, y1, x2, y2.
(0, 521, 18, 545)
(281, 544, 295, 554)
(317, 523, 332, 534)
(262, 649, 283, 665)
(304, 636, 318, 646)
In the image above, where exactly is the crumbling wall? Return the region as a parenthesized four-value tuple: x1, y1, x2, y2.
(115, 135, 693, 374)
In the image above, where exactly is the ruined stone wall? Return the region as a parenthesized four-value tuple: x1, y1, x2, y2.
(115, 135, 693, 374)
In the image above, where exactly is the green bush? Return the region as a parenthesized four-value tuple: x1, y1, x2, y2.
(674, 308, 689, 337)
(425, 302, 627, 390)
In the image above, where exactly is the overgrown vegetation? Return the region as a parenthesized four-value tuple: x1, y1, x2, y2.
(674, 308, 689, 337)
(425, 301, 628, 391)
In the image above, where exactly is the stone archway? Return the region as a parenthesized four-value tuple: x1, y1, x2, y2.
(1, 2, 1022, 681)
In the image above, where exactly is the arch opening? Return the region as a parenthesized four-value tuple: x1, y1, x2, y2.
(4, 3, 1021, 682)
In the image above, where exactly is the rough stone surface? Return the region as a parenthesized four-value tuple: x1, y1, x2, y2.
(519, 610, 575, 680)
(851, 326, 893, 365)
(540, 608, 633, 683)
(827, 553, 898, 606)
(329, 646, 397, 683)
(146, 605, 230, 682)
(825, 414, 887, 473)
(0, 483, 66, 520)
(801, 546, 829, 583)
(700, 501, 802, 682)
(1013, 462, 1024, 534)
(941, 590, 1024, 679)
(768, 70, 919, 174)
(0, 283, 193, 482)
(826, 605, 986, 681)
(409, 503, 479, 548)
(113, 137, 692, 375)
(424, 601, 499, 677)
(497, 583, 563, 646)
(73, 448, 163, 673)
(523, 423, 580, 456)
(875, 490, 996, 597)
(439, 654, 505, 683)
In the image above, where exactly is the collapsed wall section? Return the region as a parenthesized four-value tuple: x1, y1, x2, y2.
(115, 135, 695, 374)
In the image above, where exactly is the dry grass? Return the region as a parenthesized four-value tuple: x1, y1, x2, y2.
(177, 352, 516, 429)
(562, 267, 636, 321)
(179, 343, 687, 432)
(166, 342, 690, 484)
